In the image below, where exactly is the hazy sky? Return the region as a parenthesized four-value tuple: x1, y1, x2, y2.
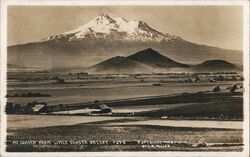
(8, 5, 243, 50)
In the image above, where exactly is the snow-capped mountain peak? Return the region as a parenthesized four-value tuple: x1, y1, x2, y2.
(42, 13, 183, 42)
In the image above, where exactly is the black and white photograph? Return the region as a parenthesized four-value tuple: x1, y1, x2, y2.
(0, 0, 249, 156)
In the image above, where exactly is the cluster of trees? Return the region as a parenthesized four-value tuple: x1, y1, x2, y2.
(213, 84, 239, 93)
(227, 84, 238, 93)
(68, 72, 88, 76)
(56, 78, 65, 84)
(5, 101, 47, 114)
(150, 72, 238, 75)
(6, 92, 51, 98)
(52, 76, 65, 84)
(213, 86, 220, 92)
(213, 75, 243, 81)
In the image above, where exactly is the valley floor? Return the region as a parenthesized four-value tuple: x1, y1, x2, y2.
(6, 115, 243, 152)
(5, 73, 244, 152)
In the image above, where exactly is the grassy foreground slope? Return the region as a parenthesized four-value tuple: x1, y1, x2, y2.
(7, 123, 243, 152)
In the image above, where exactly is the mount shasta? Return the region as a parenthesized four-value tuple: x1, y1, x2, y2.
(8, 13, 242, 72)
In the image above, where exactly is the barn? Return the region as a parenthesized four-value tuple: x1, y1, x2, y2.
(91, 104, 112, 114)
(32, 104, 49, 114)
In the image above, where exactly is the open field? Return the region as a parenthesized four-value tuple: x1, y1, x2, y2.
(7, 81, 237, 105)
(7, 115, 243, 152)
(7, 81, 242, 106)
(106, 119, 242, 129)
(136, 96, 243, 119)
(112, 103, 194, 113)
(7, 115, 243, 131)
(6, 72, 244, 152)
(7, 115, 131, 131)
(7, 71, 243, 106)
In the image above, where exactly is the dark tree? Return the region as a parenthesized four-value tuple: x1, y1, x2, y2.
(213, 86, 220, 92)
(230, 84, 237, 93)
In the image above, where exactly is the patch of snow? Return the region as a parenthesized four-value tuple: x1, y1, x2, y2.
(41, 13, 183, 42)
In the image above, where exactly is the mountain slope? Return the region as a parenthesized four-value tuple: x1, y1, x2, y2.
(8, 13, 242, 69)
(41, 13, 181, 42)
(128, 48, 189, 69)
(86, 56, 154, 74)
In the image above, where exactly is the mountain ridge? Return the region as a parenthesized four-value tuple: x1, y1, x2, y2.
(40, 13, 183, 42)
(8, 13, 242, 69)
(86, 55, 155, 74)
(86, 48, 241, 74)
(128, 48, 190, 69)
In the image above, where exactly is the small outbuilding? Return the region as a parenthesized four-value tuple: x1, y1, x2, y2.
(91, 104, 112, 114)
(32, 104, 48, 114)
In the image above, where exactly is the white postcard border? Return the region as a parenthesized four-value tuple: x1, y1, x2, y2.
(1, 0, 249, 157)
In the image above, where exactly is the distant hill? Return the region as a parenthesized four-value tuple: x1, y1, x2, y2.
(86, 48, 241, 74)
(192, 60, 242, 72)
(8, 64, 23, 69)
(7, 64, 42, 71)
(128, 48, 189, 69)
(86, 56, 154, 74)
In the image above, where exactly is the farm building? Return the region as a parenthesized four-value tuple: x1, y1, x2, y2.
(32, 104, 49, 114)
(91, 104, 112, 114)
